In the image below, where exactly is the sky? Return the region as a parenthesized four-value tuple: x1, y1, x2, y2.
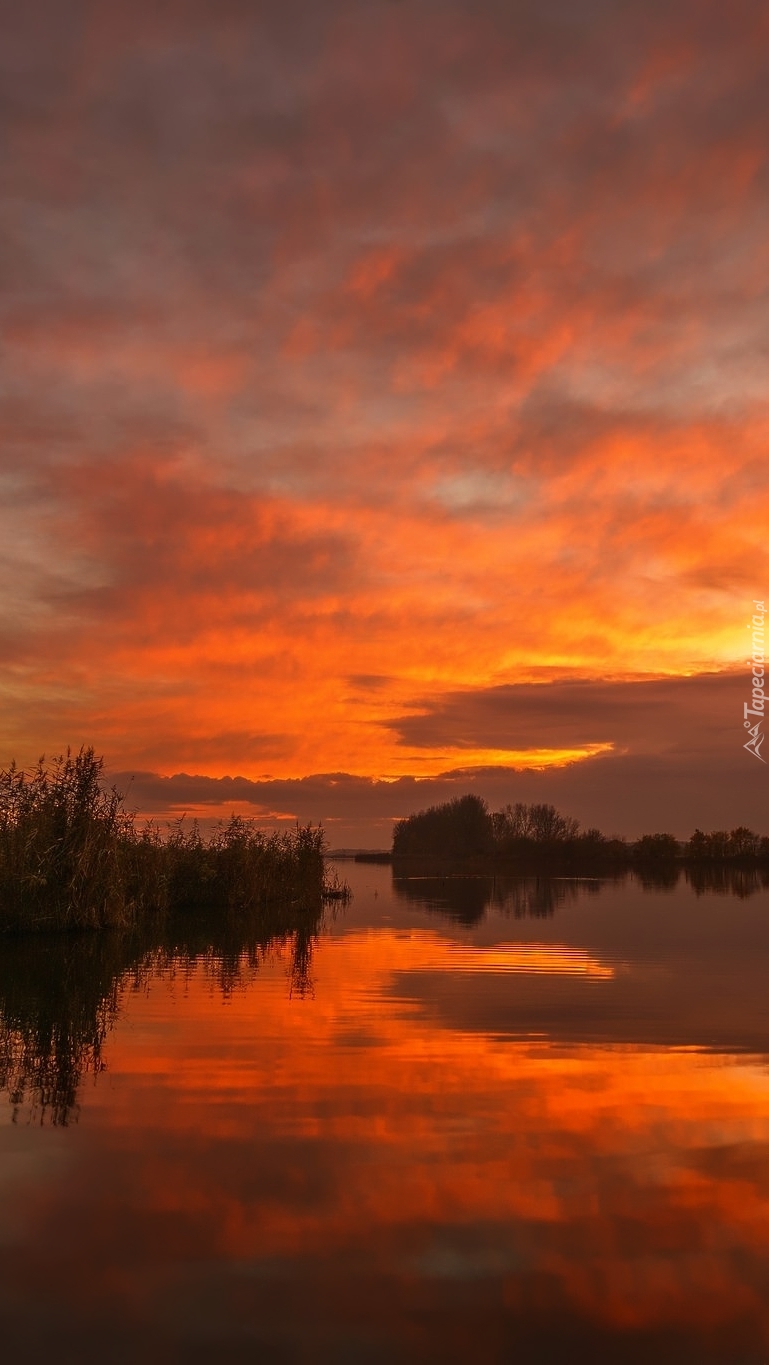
(1, 0, 768, 844)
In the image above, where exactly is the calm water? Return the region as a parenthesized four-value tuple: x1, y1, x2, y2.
(2, 864, 769, 1363)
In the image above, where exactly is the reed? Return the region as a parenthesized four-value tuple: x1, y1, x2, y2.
(0, 747, 337, 933)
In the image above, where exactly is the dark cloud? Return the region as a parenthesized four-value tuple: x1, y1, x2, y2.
(113, 736, 769, 845)
(388, 671, 745, 754)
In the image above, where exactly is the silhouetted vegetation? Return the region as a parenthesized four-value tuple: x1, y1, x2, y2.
(391, 797, 769, 876)
(492, 801, 579, 844)
(491, 802, 628, 869)
(392, 794, 494, 861)
(0, 747, 339, 933)
(393, 798, 626, 871)
(686, 827, 769, 860)
(634, 833, 680, 862)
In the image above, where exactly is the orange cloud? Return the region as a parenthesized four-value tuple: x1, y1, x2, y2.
(1, 0, 768, 832)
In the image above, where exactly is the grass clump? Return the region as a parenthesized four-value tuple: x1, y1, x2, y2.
(0, 747, 335, 933)
(163, 814, 328, 915)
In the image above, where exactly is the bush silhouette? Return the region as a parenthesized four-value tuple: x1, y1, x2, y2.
(393, 794, 493, 860)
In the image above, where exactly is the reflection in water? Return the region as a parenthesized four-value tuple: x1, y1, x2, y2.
(686, 863, 769, 898)
(3, 867, 768, 1125)
(634, 863, 769, 897)
(393, 865, 769, 924)
(392, 872, 604, 922)
(634, 862, 682, 891)
(0, 934, 120, 1126)
(2, 868, 769, 1362)
(0, 903, 321, 1125)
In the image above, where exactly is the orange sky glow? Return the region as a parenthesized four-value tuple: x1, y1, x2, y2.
(2, 0, 768, 840)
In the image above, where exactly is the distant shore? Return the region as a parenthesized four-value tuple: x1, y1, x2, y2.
(389, 795, 769, 875)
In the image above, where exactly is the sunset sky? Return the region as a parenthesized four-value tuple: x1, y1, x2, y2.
(2, 0, 767, 842)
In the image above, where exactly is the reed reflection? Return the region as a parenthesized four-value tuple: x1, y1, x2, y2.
(0, 902, 322, 1125)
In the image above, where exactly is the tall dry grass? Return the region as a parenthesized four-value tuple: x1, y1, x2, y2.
(0, 747, 334, 933)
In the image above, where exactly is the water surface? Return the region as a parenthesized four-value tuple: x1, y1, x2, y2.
(2, 865, 769, 1362)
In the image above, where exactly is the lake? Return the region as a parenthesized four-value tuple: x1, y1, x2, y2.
(2, 862, 769, 1363)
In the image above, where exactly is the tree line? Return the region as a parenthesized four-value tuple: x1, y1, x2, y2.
(392, 795, 769, 867)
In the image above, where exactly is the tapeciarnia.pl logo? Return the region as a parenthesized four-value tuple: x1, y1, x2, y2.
(744, 599, 766, 762)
